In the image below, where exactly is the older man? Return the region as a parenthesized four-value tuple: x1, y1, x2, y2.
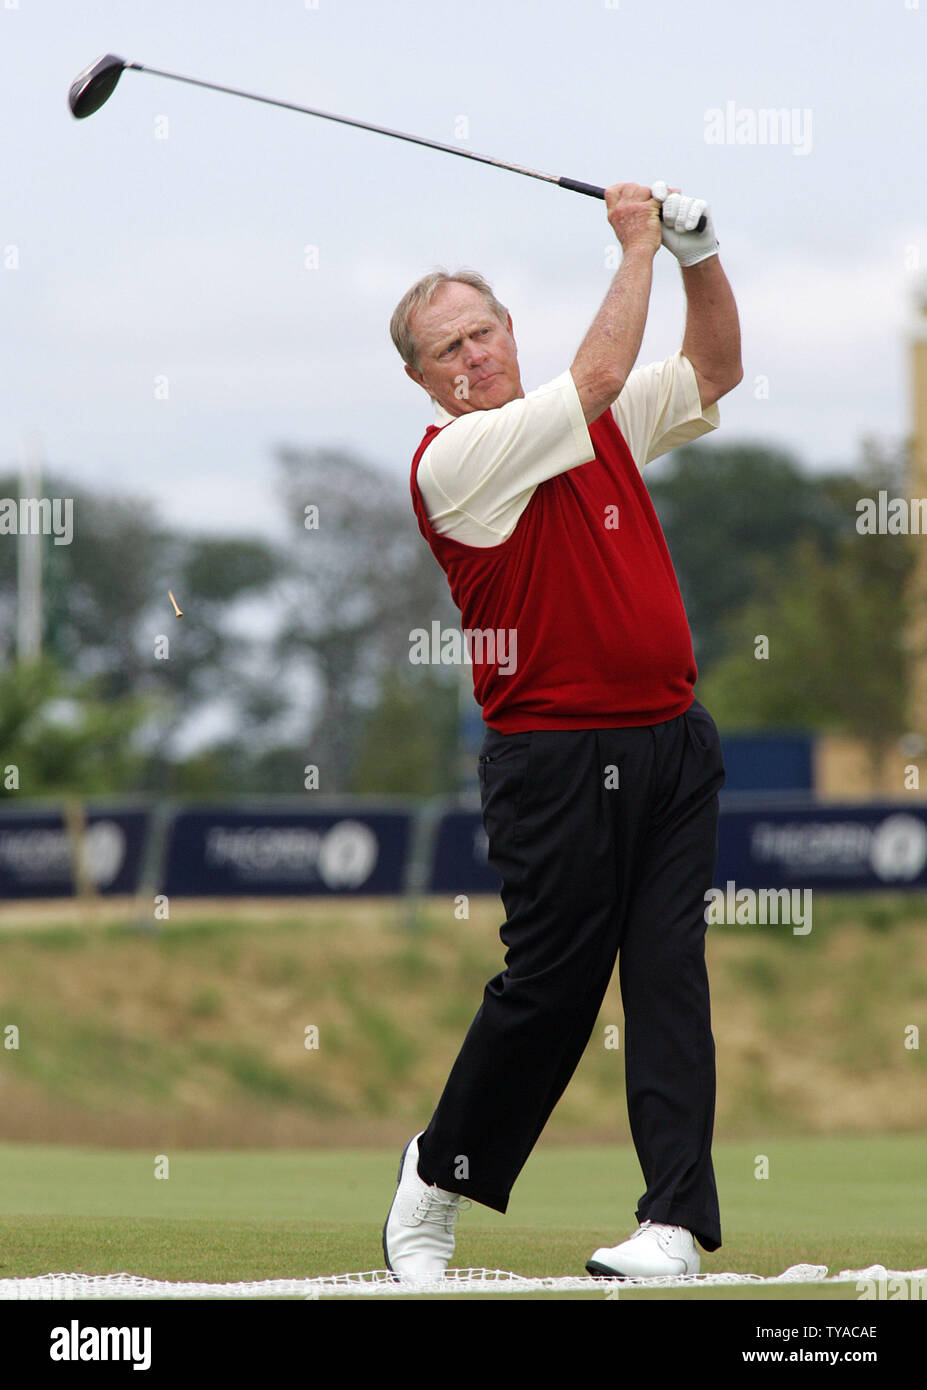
(383, 182, 742, 1283)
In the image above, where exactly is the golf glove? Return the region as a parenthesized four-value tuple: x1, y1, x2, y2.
(651, 180, 718, 266)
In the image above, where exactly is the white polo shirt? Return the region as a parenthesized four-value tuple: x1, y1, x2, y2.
(416, 349, 720, 548)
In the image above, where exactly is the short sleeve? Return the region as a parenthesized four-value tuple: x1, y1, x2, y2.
(417, 369, 596, 546)
(611, 350, 720, 473)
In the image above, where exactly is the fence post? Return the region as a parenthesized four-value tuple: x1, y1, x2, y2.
(401, 797, 446, 933)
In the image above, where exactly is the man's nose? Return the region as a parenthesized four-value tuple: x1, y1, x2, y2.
(463, 337, 490, 366)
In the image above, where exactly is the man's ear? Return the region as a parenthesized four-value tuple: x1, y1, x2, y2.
(405, 363, 427, 390)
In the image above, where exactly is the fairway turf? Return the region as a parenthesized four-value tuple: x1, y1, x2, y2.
(1, 1134, 924, 1299)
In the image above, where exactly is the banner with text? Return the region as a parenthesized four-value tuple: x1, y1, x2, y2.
(162, 808, 414, 897)
(0, 808, 150, 899)
(426, 803, 927, 895)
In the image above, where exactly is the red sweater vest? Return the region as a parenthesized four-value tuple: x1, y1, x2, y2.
(409, 406, 696, 732)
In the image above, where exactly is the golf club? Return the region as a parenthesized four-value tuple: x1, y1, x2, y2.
(68, 54, 707, 232)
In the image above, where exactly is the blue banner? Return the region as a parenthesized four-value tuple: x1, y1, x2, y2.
(428, 809, 498, 894)
(426, 802, 927, 895)
(5, 800, 924, 902)
(162, 807, 414, 896)
(0, 807, 150, 899)
(715, 802, 927, 891)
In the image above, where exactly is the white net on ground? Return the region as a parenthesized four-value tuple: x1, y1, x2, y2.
(2, 1263, 925, 1299)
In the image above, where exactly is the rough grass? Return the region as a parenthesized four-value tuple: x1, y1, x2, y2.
(0, 894, 924, 1148)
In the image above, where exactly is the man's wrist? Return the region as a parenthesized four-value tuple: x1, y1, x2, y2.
(619, 242, 658, 265)
(681, 251, 722, 272)
(680, 252, 721, 276)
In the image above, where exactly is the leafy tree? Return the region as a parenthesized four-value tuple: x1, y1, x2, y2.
(353, 666, 461, 796)
(272, 445, 458, 792)
(647, 443, 848, 667)
(0, 657, 154, 797)
(695, 440, 914, 772)
(0, 472, 284, 794)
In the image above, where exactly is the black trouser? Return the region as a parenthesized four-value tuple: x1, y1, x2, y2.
(415, 698, 726, 1252)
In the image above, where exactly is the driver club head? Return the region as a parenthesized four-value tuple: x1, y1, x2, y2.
(68, 54, 128, 119)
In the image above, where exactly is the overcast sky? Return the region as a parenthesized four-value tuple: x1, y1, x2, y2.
(3, 0, 926, 542)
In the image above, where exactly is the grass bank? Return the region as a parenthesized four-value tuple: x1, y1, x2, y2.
(0, 893, 924, 1148)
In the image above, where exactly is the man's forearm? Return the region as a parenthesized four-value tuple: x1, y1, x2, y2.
(680, 256, 743, 401)
(571, 247, 656, 425)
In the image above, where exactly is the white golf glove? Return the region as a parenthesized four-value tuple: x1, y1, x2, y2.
(651, 179, 718, 266)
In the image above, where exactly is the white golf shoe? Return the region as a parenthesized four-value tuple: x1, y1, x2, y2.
(586, 1220, 700, 1278)
(382, 1133, 469, 1284)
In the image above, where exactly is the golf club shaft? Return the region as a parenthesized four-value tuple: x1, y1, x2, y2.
(128, 62, 600, 196)
(79, 59, 704, 230)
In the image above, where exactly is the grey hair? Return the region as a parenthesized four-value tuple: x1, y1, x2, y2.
(389, 268, 510, 372)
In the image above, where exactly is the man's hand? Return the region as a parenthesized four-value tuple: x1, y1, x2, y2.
(652, 180, 741, 408)
(604, 183, 662, 259)
(651, 180, 718, 267)
(570, 184, 660, 424)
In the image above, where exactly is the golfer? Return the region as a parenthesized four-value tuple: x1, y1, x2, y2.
(383, 181, 742, 1281)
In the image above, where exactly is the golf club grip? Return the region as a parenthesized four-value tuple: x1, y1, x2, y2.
(557, 176, 707, 234)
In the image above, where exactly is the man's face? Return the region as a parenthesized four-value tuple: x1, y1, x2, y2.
(405, 281, 524, 416)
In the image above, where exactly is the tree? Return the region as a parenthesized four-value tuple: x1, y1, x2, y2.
(695, 440, 914, 774)
(0, 471, 285, 794)
(0, 657, 153, 797)
(646, 443, 848, 667)
(353, 666, 461, 796)
(272, 445, 459, 793)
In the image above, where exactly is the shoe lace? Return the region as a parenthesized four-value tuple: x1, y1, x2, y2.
(412, 1189, 472, 1230)
(633, 1220, 683, 1248)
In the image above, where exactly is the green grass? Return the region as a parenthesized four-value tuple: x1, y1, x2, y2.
(1, 895, 925, 1305)
(0, 1134, 924, 1300)
(2, 894, 926, 1147)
